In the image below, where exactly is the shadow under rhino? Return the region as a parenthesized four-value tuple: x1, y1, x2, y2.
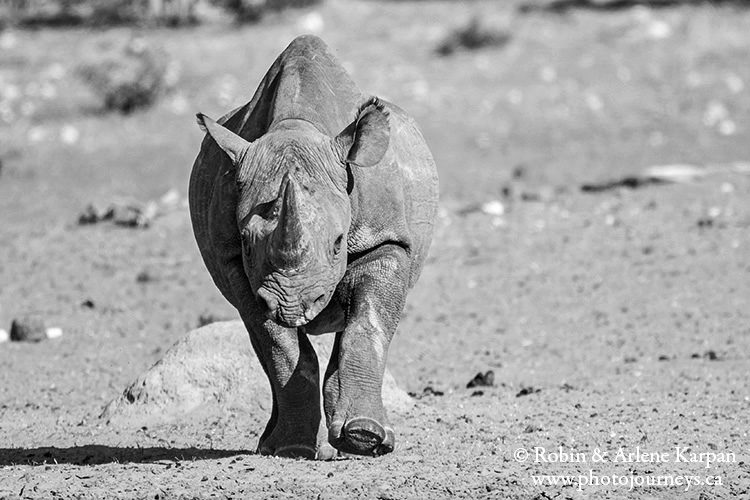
(0, 445, 247, 467)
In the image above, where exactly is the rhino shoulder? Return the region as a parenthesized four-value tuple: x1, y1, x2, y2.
(346, 99, 438, 286)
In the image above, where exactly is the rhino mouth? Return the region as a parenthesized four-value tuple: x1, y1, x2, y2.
(257, 293, 331, 329)
(256, 283, 333, 329)
(274, 314, 310, 329)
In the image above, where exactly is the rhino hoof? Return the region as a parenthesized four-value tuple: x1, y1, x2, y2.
(330, 417, 395, 456)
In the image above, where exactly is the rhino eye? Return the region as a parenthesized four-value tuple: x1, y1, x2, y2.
(333, 234, 344, 255)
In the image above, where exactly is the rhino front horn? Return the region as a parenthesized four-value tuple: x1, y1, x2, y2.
(270, 175, 309, 265)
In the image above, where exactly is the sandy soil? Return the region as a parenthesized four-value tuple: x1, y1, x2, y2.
(1, 0, 749, 498)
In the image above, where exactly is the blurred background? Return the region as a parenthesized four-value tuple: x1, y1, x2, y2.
(2, 0, 749, 212)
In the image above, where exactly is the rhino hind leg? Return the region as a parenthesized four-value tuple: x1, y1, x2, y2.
(240, 312, 322, 459)
(323, 245, 410, 456)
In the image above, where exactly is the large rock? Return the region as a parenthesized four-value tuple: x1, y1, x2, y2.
(101, 321, 413, 427)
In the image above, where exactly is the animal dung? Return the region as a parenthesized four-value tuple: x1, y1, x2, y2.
(10, 315, 47, 342)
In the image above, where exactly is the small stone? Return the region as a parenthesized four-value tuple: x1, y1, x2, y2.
(409, 386, 444, 398)
(78, 202, 114, 225)
(46, 327, 63, 339)
(466, 370, 495, 388)
(523, 423, 542, 433)
(112, 204, 144, 227)
(704, 350, 719, 361)
(136, 270, 155, 283)
(10, 315, 47, 342)
(0, 329, 9, 343)
(481, 200, 505, 216)
(516, 386, 540, 398)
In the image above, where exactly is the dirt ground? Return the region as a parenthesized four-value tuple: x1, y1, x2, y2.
(1, 0, 749, 498)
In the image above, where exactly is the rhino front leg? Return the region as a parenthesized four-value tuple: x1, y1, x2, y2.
(239, 312, 322, 459)
(324, 245, 410, 456)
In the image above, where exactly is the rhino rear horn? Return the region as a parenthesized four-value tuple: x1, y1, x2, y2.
(335, 97, 390, 168)
(196, 113, 252, 165)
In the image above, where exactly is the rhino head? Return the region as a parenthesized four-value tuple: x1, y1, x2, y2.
(197, 99, 390, 328)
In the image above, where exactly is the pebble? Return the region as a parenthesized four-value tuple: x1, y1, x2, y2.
(480, 200, 505, 217)
(467, 371, 495, 388)
(46, 327, 63, 339)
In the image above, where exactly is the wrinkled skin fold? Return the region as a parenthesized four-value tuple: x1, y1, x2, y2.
(189, 35, 438, 459)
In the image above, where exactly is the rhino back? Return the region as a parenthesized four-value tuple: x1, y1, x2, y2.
(264, 35, 362, 135)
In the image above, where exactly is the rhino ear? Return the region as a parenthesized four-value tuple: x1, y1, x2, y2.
(335, 98, 390, 168)
(196, 112, 252, 165)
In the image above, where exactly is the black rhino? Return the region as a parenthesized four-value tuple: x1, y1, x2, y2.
(190, 35, 438, 459)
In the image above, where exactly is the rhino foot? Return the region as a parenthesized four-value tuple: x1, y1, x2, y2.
(257, 418, 317, 460)
(258, 418, 337, 460)
(329, 417, 395, 456)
